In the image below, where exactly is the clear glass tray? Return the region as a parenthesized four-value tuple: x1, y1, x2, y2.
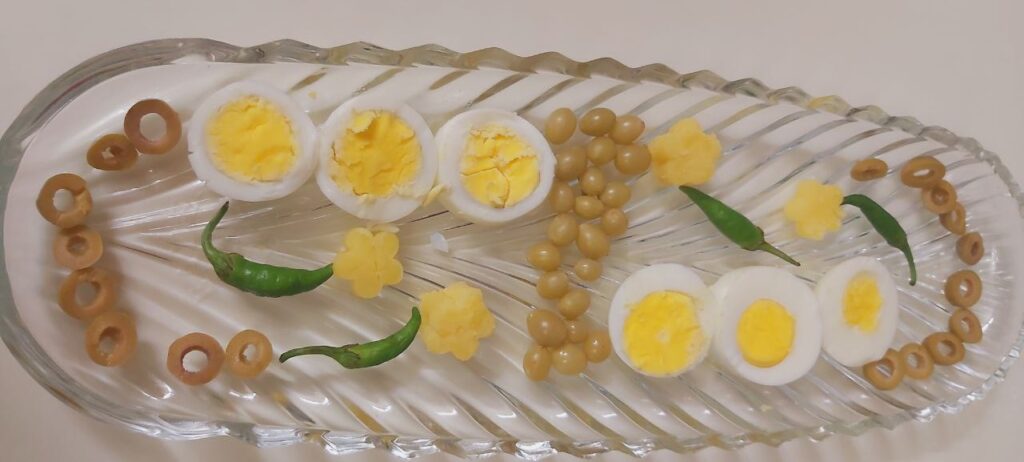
(2, 39, 1022, 459)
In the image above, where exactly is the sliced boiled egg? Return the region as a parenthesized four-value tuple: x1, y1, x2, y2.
(436, 109, 555, 224)
(712, 266, 822, 386)
(609, 264, 717, 377)
(187, 81, 318, 202)
(316, 96, 438, 222)
(815, 257, 899, 367)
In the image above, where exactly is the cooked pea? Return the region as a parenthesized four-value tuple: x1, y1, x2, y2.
(552, 343, 588, 375)
(527, 309, 568, 346)
(557, 289, 591, 319)
(601, 208, 628, 237)
(580, 108, 615, 136)
(610, 114, 645, 144)
(576, 223, 610, 259)
(537, 271, 570, 299)
(547, 213, 578, 246)
(544, 108, 576, 145)
(574, 196, 605, 219)
(579, 167, 606, 196)
(600, 181, 631, 208)
(615, 144, 651, 175)
(549, 182, 575, 213)
(586, 136, 617, 165)
(527, 242, 561, 271)
(583, 330, 612, 362)
(566, 319, 589, 343)
(573, 258, 602, 281)
(555, 146, 587, 181)
(523, 344, 553, 381)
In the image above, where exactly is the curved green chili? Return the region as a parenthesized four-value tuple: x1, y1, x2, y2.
(202, 202, 333, 297)
(279, 307, 421, 368)
(842, 194, 917, 286)
(679, 186, 800, 266)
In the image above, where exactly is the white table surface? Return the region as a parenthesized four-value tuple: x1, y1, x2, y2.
(2, 1, 1023, 460)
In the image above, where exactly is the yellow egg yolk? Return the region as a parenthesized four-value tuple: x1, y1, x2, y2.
(843, 273, 882, 332)
(649, 118, 722, 186)
(783, 179, 846, 240)
(736, 299, 795, 368)
(460, 125, 539, 208)
(419, 281, 496, 361)
(623, 291, 705, 375)
(206, 96, 298, 182)
(333, 227, 404, 299)
(331, 110, 421, 197)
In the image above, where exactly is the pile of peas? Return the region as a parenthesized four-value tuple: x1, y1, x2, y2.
(522, 107, 651, 380)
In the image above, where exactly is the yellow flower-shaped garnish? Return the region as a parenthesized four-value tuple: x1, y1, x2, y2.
(783, 179, 846, 240)
(333, 227, 403, 299)
(419, 282, 495, 360)
(649, 118, 722, 186)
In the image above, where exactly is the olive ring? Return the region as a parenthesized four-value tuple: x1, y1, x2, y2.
(166, 332, 225, 386)
(58, 267, 118, 320)
(863, 348, 906, 390)
(923, 332, 966, 366)
(900, 156, 946, 188)
(850, 158, 888, 181)
(225, 329, 273, 379)
(949, 309, 983, 344)
(898, 343, 935, 380)
(36, 173, 92, 228)
(85, 311, 137, 367)
(944, 269, 982, 309)
(124, 99, 182, 155)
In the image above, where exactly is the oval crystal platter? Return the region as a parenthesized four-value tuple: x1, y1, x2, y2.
(1, 39, 1022, 459)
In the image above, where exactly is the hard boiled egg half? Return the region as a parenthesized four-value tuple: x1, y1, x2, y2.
(609, 264, 717, 377)
(712, 267, 822, 386)
(436, 109, 555, 224)
(316, 96, 438, 222)
(815, 257, 899, 367)
(188, 81, 318, 202)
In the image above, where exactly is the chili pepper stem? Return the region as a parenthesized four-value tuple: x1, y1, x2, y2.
(201, 202, 233, 278)
(902, 248, 918, 286)
(755, 242, 801, 267)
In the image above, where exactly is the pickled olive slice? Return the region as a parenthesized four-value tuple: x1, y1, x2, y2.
(53, 225, 103, 270)
(898, 343, 934, 380)
(225, 329, 273, 378)
(944, 269, 982, 308)
(956, 232, 984, 265)
(85, 311, 137, 367)
(900, 156, 945, 188)
(167, 332, 225, 385)
(923, 332, 965, 366)
(922, 180, 957, 214)
(58, 267, 118, 320)
(36, 173, 92, 228)
(124, 99, 182, 154)
(862, 349, 905, 390)
(850, 158, 888, 181)
(949, 309, 983, 344)
(87, 134, 138, 171)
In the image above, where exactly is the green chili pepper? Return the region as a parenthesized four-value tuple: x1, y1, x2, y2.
(679, 186, 800, 266)
(841, 194, 917, 286)
(279, 307, 421, 368)
(202, 202, 333, 297)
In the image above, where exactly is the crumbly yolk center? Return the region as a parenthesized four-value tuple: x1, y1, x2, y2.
(332, 227, 404, 299)
(843, 273, 882, 332)
(419, 281, 496, 361)
(783, 179, 846, 240)
(206, 96, 298, 182)
(332, 110, 421, 197)
(736, 299, 795, 368)
(623, 291, 705, 375)
(459, 125, 539, 208)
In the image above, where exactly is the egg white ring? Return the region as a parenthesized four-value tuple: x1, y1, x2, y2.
(815, 256, 899, 367)
(187, 81, 318, 202)
(436, 109, 555, 225)
(711, 266, 822, 386)
(316, 96, 438, 222)
(608, 264, 717, 377)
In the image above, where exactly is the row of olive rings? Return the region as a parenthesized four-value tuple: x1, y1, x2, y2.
(35, 99, 274, 385)
(851, 156, 985, 389)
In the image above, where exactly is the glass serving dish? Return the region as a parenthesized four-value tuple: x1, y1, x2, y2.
(2, 39, 1022, 459)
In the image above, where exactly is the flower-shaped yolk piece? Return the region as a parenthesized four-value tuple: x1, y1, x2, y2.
(649, 118, 722, 186)
(333, 227, 403, 299)
(419, 282, 495, 360)
(783, 179, 846, 240)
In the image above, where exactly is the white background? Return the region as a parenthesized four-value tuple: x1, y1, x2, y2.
(1, 1, 1022, 460)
